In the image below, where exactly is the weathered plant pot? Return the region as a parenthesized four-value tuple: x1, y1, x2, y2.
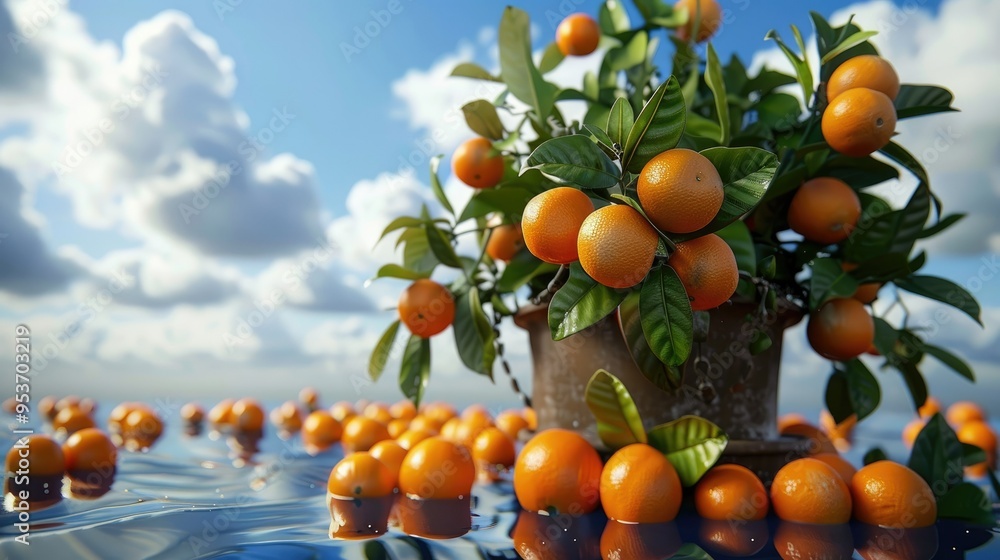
(514, 300, 810, 483)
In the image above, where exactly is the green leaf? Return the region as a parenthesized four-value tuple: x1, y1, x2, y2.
(599, 0, 631, 34)
(810, 11, 836, 57)
(863, 447, 888, 465)
(538, 42, 564, 74)
(453, 288, 496, 377)
(895, 275, 982, 326)
(988, 469, 1000, 501)
(423, 223, 462, 269)
(378, 216, 425, 243)
(619, 292, 682, 392)
(842, 359, 881, 420)
(962, 443, 987, 467)
(898, 360, 929, 414)
(716, 221, 755, 276)
(622, 77, 686, 173)
(880, 141, 929, 185)
(705, 44, 730, 146)
(497, 249, 557, 293)
(764, 29, 813, 105)
(585, 369, 647, 450)
(523, 135, 621, 190)
(400, 228, 438, 273)
(399, 335, 431, 407)
(499, 7, 559, 118)
(822, 156, 900, 188)
(548, 263, 627, 341)
(646, 416, 729, 487)
(820, 30, 878, 64)
(678, 147, 778, 240)
(908, 413, 965, 495)
(938, 483, 994, 525)
(607, 97, 634, 148)
(428, 156, 454, 216)
(639, 264, 693, 366)
(825, 371, 854, 425)
(607, 30, 648, 71)
(368, 320, 400, 381)
(846, 183, 930, 263)
(895, 84, 957, 119)
(461, 100, 505, 140)
(749, 330, 772, 355)
(922, 342, 976, 382)
(918, 213, 965, 239)
(744, 67, 797, 96)
(458, 185, 541, 223)
(450, 62, 502, 82)
(809, 258, 859, 309)
(371, 264, 429, 282)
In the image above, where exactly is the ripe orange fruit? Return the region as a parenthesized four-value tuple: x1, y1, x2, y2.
(453, 137, 504, 189)
(822, 87, 897, 157)
(180, 403, 205, 424)
(270, 401, 303, 432)
(850, 460, 937, 528)
(773, 522, 854, 560)
(5, 434, 64, 477)
(329, 401, 355, 422)
(486, 222, 524, 263)
(421, 401, 458, 425)
(902, 418, 926, 449)
(827, 54, 900, 102)
(389, 399, 417, 422)
(945, 401, 985, 427)
(522, 187, 595, 265)
(398, 436, 476, 499)
(694, 463, 768, 521)
(387, 418, 409, 438)
(232, 398, 265, 432)
(578, 205, 660, 289)
(363, 402, 393, 425)
(601, 443, 682, 523)
(453, 414, 495, 448)
(303, 410, 343, 450)
(957, 420, 997, 477)
(771, 457, 853, 524)
(675, 0, 723, 43)
(408, 415, 443, 434)
(439, 417, 462, 441)
(813, 453, 858, 483)
(637, 148, 724, 234)
(496, 409, 529, 440)
(807, 297, 875, 361)
(398, 279, 455, 338)
(53, 406, 96, 435)
(556, 13, 600, 56)
(208, 398, 236, 426)
(472, 427, 516, 478)
(299, 387, 319, 411)
(788, 178, 861, 245)
(523, 407, 537, 430)
(343, 415, 391, 452)
(369, 439, 409, 481)
(327, 452, 395, 498)
(777, 413, 808, 433)
(124, 408, 164, 443)
(820, 410, 857, 442)
(841, 262, 881, 303)
(514, 428, 602, 515)
(63, 428, 117, 473)
(668, 233, 739, 311)
(918, 396, 941, 419)
(397, 428, 435, 450)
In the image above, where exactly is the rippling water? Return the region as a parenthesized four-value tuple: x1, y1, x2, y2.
(1, 403, 998, 559)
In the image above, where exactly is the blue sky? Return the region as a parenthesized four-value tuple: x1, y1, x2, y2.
(2, 0, 998, 420)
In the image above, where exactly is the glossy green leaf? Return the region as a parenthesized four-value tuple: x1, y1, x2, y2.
(379, 216, 425, 243)
(908, 413, 964, 495)
(400, 228, 438, 273)
(458, 185, 540, 223)
(523, 135, 621, 190)
(399, 335, 431, 407)
(962, 443, 987, 467)
(538, 42, 564, 74)
(895, 275, 982, 326)
(371, 264, 430, 282)
(639, 264, 693, 366)
(599, 0, 631, 34)
(622, 77, 686, 173)
(880, 141, 930, 185)
(497, 249, 557, 293)
(705, 44, 730, 145)
(607, 30, 648, 71)
(368, 320, 400, 381)
(846, 183, 930, 263)
(922, 342, 975, 382)
(461, 100, 505, 140)
(453, 288, 496, 377)
(619, 292, 682, 392)
(898, 360, 929, 414)
(938, 482, 994, 525)
(918, 213, 965, 239)
(646, 416, 729, 487)
(895, 84, 957, 119)
(820, 30, 878, 64)
(428, 156, 453, 216)
(548, 263, 627, 341)
(822, 156, 899, 188)
(424, 223, 462, 268)
(765, 29, 813, 104)
(716, 221, 755, 276)
(499, 7, 558, 118)
(809, 258, 859, 310)
(863, 447, 888, 465)
(607, 97, 634, 148)
(450, 62, 502, 82)
(843, 359, 881, 420)
(585, 369, 647, 450)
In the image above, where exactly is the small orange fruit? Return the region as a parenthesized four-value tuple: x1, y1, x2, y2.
(779, 421, 839, 455)
(807, 297, 875, 361)
(329, 401, 356, 422)
(827, 54, 900, 102)
(777, 413, 808, 434)
(820, 410, 857, 443)
(363, 402, 393, 425)
(556, 13, 600, 56)
(124, 408, 164, 441)
(637, 148, 724, 234)
(918, 396, 941, 419)
(694, 463, 768, 521)
(369, 439, 409, 481)
(303, 410, 343, 450)
(472, 427, 516, 477)
(668, 233, 739, 311)
(421, 401, 457, 425)
(389, 399, 417, 421)
(39, 396, 58, 420)
(601, 444, 682, 523)
(957, 420, 997, 478)
(398, 279, 455, 338)
(788, 178, 861, 245)
(842, 262, 881, 303)
(902, 418, 926, 449)
(439, 417, 462, 441)
(343, 415, 391, 453)
(851, 460, 937, 528)
(453, 137, 504, 189)
(945, 401, 985, 427)
(387, 418, 409, 438)
(822, 87, 897, 157)
(327, 452, 395, 498)
(522, 187, 595, 265)
(232, 398, 265, 432)
(496, 410, 529, 440)
(409, 415, 443, 434)
(813, 453, 858, 483)
(78, 398, 97, 416)
(486, 222, 524, 262)
(461, 403, 492, 422)
(771, 458, 853, 524)
(53, 406, 96, 435)
(453, 414, 495, 448)
(270, 401, 303, 432)
(523, 407, 537, 430)
(299, 387, 319, 411)
(397, 428, 435, 450)
(514, 428, 603, 515)
(675, 0, 723, 43)
(398, 436, 476, 499)
(5, 434, 64, 477)
(180, 403, 205, 424)
(208, 398, 236, 426)
(578, 204, 660, 289)
(63, 428, 117, 474)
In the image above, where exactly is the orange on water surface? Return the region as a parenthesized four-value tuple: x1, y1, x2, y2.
(668, 233, 739, 311)
(807, 297, 874, 361)
(675, 0, 723, 43)
(180, 403, 205, 424)
(555, 13, 600, 56)
(343, 415, 391, 453)
(208, 398, 236, 426)
(514, 428, 602, 515)
(522, 187, 595, 265)
(851, 460, 937, 528)
(822, 87, 897, 157)
(694, 463, 768, 521)
(495, 409, 529, 440)
(299, 387, 319, 411)
(397, 428, 435, 450)
(957, 420, 997, 477)
(303, 410, 343, 450)
(387, 418, 409, 438)
(5, 434, 64, 477)
(398, 436, 476, 499)
(124, 408, 164, 442)
(827, 54, 900, 102)
(946, 400, 985, 427)
(368, 439, 408, 481)
(232, 398, 264, 432)
(329, 401, 356, 422)
(771, 457, 853, 524)
(788, 178, 861, 245)
(813, 453, 858, 483)
(327, 452, 395, 498)
(601, 520, 683, 560)
(53, 406, 96, 435)
(578, 204, 659, 289)
(472, 427, 516, 474)
(63, 428, 117, 473)
(389, 399, 417, 422)
(699, 519, 769, 557)
(637, 148, 723, 234)
(270, 401, 303, 432)
(363, 402, 393, 426)
(398, 279, 455, 338)
(453, 137, 504, 189)
(486, 222, 524, 262)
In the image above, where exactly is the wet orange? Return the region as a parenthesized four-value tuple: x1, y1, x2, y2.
(495, 409, 529, 440)
(408, 415, 443, 434)
(303, 410, 343, 450)
(363, 402, 393, 426)
(556, 13, 600, 56)
(822, 87, 897, 157)
(578, 204, 660, 289)
(601, 443, 684, 523)
(63, 428, 117, 473)
(232, 398, 265, 432)
(668, 233, 739, 311)
(342, 415, 391, 452)
(5, 434, 64, 477)
(53, 406, 96, 435)
(398, 279, 455, 338)
(788, 178, 861, 245)
(453, 414, 495, 448)
(387, 418, 409, 438)
(208, 398, 236, 426)
(398, 436, 476, 499)
(637, 148, 724, 234)
(270, 401, 303, 432)
(369, 439, 409, 481)
(851, 460, 937, 528)
(472, 427, 516, 476)
(807, 297, 875, 361)
(694, 463, 769, 521)
(453, 137, 504, 189)
(389, 400, 417, 422)
(514, 428, 602, 515)
(827, 54, 900, 102)
(439, 417, 462, 441)
(421, 401, 458, 425)
(397, 428, 435, 450)
(771, 457, 853, 524)
(329, 401, 356, 422)
(675, 0, 722, 43)
(327, 452, 395, 498)
(180, 403, 205, 424)
(124, 408, 164, 442)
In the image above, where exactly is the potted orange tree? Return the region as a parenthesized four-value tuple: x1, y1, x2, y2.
(367, 1, 981, 483)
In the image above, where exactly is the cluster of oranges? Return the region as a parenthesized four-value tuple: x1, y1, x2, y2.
(822, 54, 899, 158)
(904, 398, 998, 477)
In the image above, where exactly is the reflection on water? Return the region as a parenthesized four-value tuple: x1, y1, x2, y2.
(0, 404, 998, 559)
